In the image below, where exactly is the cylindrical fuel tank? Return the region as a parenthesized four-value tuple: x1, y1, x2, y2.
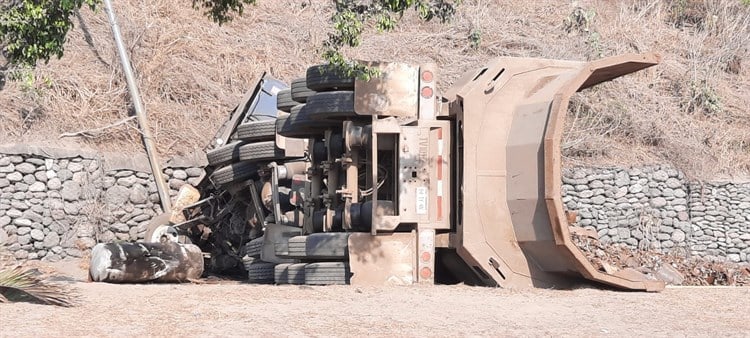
(89, 241, 204, 283)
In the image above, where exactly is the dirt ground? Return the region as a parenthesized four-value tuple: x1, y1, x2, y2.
(1, 259, 748, 337)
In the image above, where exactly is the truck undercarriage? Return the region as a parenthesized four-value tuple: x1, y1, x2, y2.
(91, 52, 666, 291)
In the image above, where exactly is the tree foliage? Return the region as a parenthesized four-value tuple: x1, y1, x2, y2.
(191, 0, 257, 24)
(0, 0, 98, 66)
(0, 0, 460, 76)
(323, 0, 460, 79)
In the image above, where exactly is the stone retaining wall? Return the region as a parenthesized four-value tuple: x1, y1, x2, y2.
(687, 181, 750, 262)
(563, 166, 750, 262)
(0, 147, 205, 262)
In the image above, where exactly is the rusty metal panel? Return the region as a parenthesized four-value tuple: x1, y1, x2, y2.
(355, 62, 419, 118)
(348, 232, 416, 286)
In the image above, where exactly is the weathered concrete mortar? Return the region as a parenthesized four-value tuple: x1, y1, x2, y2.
(563, 166, 750, 263)
(0, 144, 205, 262)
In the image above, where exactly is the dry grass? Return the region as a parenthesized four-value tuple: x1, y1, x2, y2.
(0, 0, 748, 179)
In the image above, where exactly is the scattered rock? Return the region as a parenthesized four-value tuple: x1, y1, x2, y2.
(47, 177, 62, 190)
(169, 179, 185, 190)
(172, 169, 188, 180)
(68, 162, 84, 173)
(57, 169, 73, 181)
(654, 264, 685, 285)
(6, 172, 23, 182)
(117, 175, 137, 187)
(0, 164, 14, 173)
(60, 181, 82, 201)
(666, 178, 682, 189)
(185, 167, 203, 177)
(28, 181, 46, 192)
(14, 250, 29, 259)
(34, 171, 48, 182)
(650, 197, 667, 208)
(105, 185, 131, 205)
(30, 229, 45, 241)
(614, 171, 630, 187)
(129, 184, 149, 204)
(628, 184, 643, 194)
(13, 218, 32, 227)
(15, 163, 36, 174)
(43, 232, 60, 248)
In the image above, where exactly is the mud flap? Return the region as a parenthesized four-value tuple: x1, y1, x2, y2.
(348, 232, 416, 286)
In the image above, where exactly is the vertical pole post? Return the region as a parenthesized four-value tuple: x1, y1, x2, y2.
(103, 0, 172, 213)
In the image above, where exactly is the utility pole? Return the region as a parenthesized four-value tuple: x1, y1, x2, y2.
(103, 0, 172, 213)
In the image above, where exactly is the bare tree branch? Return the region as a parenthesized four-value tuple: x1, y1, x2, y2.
(58, 116, 136, 139)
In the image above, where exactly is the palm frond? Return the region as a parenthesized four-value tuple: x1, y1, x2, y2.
(0, 266, 78, 307)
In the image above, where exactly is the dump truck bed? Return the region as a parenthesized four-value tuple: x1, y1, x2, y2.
(446, 52, 664, 291)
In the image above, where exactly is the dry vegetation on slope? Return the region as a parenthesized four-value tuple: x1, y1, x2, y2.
(0, 0, 748, 179)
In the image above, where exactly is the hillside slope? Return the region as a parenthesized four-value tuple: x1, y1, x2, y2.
(0, 0, 748, 179)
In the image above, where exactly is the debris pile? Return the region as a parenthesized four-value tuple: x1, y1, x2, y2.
(572, 232, 750, 286)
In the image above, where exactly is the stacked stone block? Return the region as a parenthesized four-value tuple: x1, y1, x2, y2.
(0, 153, 204, 262)
(688, 182, 750, 262)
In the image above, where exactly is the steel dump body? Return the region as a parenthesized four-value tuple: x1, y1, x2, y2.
(441, 53, 663, 291)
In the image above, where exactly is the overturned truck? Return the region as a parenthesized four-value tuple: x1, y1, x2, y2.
(92, 52, 665, 291)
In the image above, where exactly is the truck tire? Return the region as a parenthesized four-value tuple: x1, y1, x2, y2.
(276, 105, 339, 139)
(286, 236, 307, 258)
(285, 233, 349, 259)
(306, 65, 355, 91)
(206, 141, 244, 166)
(290, 78, 315, 103)
(304, 262, 350, 285)
(208, 141, 294, 168)
(237, 141, 289, 162)
(274, 263, 306, 285)
(270, 228, 301, 257)
(247, 261, 277, 284)
(235, 120, 277, 142)
(245, 236, 264, 258)
(210, 161, 259, 185)
(241, 256, 257, 271)
(277, 89, 296, 112)
(303, 91, 357, 120)
(306, 232, 349, 259)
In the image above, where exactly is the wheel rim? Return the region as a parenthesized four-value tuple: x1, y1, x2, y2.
(147, 225, 179, 243)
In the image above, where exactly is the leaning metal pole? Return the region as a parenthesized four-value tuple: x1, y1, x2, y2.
(103, 0, 172, 213)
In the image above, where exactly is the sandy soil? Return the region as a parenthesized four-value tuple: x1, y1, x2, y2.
(1, 259, 749, 337)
